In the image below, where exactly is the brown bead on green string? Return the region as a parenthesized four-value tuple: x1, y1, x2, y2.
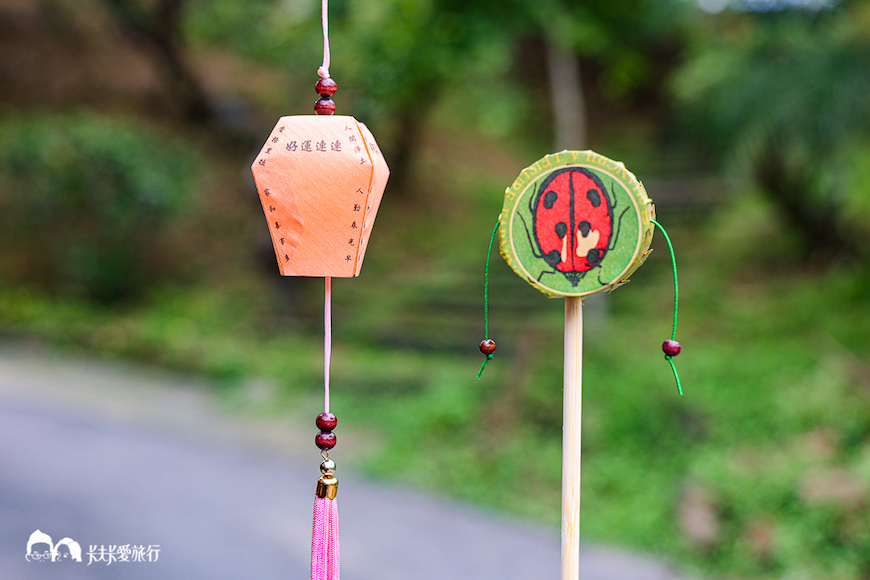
(651, 219, 683, 396)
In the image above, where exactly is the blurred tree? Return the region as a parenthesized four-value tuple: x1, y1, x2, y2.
(673, 1, 870, 259)
(98, 0, 213, 124)
(183, 0, 689, 196)
(72, 0, 263, 147)
(535, 0, 687, 101)
(0, 112, 200, 303)
(339, 0, 691, 193)
(534, 0, 690, 156)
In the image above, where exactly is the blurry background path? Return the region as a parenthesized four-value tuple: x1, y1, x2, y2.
(0, 343, 694, 580)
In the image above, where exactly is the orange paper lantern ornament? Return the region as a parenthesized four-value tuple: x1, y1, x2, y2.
(251, 89, 389, 278)
(249, 3, 389, 580)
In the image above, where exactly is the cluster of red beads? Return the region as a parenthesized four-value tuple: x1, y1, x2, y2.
(315, 411, 338, 450)
(314, 77, 337, 115)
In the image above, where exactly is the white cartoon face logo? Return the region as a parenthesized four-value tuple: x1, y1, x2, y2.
(55, 537, 83, 561)
(25, 530, 82, 563)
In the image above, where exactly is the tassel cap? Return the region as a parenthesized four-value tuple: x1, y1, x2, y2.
(316, 474, 339, 499)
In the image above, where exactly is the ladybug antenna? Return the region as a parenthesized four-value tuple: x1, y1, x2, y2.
(651, 220, 684, 395)
(476, 215, 501, 379)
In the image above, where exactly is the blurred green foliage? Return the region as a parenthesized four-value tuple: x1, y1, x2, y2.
(0, 111, 201, 303)
(673, 2, 870, 256)
(184, 0, 690, 167)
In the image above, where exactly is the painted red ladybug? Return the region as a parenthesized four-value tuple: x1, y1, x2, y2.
(524, 168, 626, 287)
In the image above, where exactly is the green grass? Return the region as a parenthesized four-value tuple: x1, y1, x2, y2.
(2, 164, 870, 580)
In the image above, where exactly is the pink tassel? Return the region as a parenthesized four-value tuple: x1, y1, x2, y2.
(311, 474, 339, 580)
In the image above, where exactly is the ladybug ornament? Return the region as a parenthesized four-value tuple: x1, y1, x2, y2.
(501, 150, 654, 297)
(476, 150, 685, 580)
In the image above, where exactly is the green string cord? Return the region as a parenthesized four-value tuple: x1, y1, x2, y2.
(475, 215, 682, 394)
(652, 220, 679, 340)
(651, 219, 683, 396)
(666, 357, 682, 396)
(476, 216, 500, 380)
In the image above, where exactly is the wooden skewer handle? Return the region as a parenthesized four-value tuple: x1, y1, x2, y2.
(561, 296, 583, 580)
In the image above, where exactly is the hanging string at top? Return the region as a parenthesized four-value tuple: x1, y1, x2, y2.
(317, 0, 331, 79)
(313, 0, 337, 115)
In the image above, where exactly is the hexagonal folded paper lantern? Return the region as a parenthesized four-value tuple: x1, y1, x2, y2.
(251, 115, 390, 277)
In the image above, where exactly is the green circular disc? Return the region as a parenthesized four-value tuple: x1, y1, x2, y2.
(499, 150, 655, 297)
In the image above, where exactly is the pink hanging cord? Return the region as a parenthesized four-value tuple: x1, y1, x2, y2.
(324, 276, 332, 414)
(312, 4, 338, 579)
(313, 278, 340, 580)
(317, 0, 331, 79)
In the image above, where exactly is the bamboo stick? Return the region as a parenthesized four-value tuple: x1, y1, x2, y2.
(561, 296, 583, 580)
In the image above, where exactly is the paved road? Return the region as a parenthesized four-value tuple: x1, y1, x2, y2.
(0, 344, 694, 580)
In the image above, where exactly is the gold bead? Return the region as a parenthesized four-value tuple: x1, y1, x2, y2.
(315, 474, 339, 499)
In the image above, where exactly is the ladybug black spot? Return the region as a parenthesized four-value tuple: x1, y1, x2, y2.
(543, 190, 558, 209)
(587, 189, 601, 207)
(587, 248, 602, 264)
(555, 222, 568, 238)
(578, 221, 592, 237)
(545, 250, 561, 267)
